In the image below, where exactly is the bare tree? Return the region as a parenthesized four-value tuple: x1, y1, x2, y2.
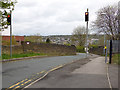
(71, 26, 86, 46)
(92, 5, 118, 40)
(118, 2, 120, 40)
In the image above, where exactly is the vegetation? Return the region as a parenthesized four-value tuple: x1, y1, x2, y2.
(92, 4, 119, 40)
(76, 46, 85, 53)
(46, 38, 51, 43)
(71, 26, 86, 46)
(2, 53, 47, 59)
(89, 45, 99, 48)
(112, 54, 120, 65)
(0, 0, 17, 31)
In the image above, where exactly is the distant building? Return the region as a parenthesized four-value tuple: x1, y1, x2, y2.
(41, 35, 72, 45)
(2, 36, 24, 45)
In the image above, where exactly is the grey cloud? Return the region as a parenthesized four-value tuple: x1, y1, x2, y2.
(8, 0, 120, 36)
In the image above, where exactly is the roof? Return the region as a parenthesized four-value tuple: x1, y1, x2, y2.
(2, 36, 24, 41)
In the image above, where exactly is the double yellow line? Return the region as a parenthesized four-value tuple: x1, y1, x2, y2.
(7, 71, 46, 90)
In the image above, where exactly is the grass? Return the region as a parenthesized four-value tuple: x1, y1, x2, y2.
(112, 53, 120, 65)
(2, 53, 47, 60)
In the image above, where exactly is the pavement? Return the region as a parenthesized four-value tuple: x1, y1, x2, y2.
(108, 64, 119, 89)
(26, 55, 119, 89)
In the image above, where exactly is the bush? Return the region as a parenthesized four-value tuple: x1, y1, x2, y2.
(89, 45, 99, 48)
(76, 46, 85, 53)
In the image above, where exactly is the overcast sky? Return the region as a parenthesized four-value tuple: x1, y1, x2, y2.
(2, 0, 119, 36)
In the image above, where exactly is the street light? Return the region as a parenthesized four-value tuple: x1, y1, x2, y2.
(101, 13, 107, 55)
(101, 13, 107, 63)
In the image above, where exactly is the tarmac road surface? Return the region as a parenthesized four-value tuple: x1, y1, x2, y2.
(2, 53, 87, 88)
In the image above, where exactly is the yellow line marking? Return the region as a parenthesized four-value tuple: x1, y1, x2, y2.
(8, 79, 28, 89)
(15, 86, 20, 89)
(15, 82, 20, 86)
(21, 84, 24, 86)
(24, 80, 31, 84)
(40, 71, 45, 73)
(20, 80, 25, 83)
(50, 65, 63, 72)
(9, 84, 17, 88)
(23, 65, 64, 89)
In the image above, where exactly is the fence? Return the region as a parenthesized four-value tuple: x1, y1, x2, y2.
(112, 40, 120, 54)
(106, 40, 120, 64)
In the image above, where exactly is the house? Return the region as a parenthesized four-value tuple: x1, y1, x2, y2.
(2, 36, 24, 45)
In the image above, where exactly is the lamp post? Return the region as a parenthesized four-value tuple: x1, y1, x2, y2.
(101, 13, 107, 56)
(101, 13, 107, 63)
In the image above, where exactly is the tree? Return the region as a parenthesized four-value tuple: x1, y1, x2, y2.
(0, 0, 17, 31)
(46, 38, 51, 43)
(25, 33, 42, 43)
(71, 26, 86, 46)
(92, 5, 118, 40)
(118, 2, 120, 40)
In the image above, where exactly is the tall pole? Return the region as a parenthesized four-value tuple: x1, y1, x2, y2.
(10, 10, 12, 58)
(103, 32, 106, 55)
(0, 32, 2, 60)
(86, 8, 89, 57)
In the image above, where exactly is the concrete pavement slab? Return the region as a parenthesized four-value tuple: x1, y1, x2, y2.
(72, 57, 107, 75)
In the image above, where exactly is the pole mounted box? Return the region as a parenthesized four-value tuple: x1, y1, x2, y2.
(85, 12, 89, 22)
(7, 14, 11, 25)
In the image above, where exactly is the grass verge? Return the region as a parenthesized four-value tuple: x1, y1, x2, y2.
(112, 53, 120, 65)
(2, 53, 47, 60)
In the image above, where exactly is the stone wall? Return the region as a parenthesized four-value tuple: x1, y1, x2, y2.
(2, 45, 23, 54)
(89, 46, 104, 55)
(22, 42, 76, 55)
(2, 42, 76, 55)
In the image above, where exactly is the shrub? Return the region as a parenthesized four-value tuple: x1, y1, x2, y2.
(76, 46, 85, 53)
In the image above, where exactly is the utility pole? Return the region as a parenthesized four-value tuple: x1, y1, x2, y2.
(10, 11, 12, 58)
(0, 32, 1, 60)
(85, 8, 89, 57)
(103, 33, 106, 55)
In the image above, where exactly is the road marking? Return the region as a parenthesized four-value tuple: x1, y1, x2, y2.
(106, 64, 112, 90)
(9, 60, 78, 89)
(14, 86, 20, 89)
(8, 70, 46, 89)
(9, 84, 17, 89)
(23, 65, 64, 89)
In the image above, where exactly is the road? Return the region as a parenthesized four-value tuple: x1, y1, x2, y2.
(28, 55, 111, 88)
(2, 53, 86, 88)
